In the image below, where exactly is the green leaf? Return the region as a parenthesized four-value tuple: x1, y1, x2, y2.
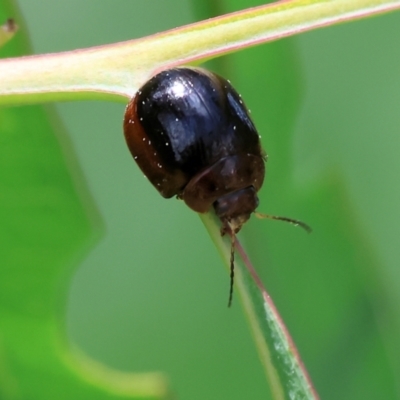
(201, 212, 317, 399)
(0, 1, 169, 399)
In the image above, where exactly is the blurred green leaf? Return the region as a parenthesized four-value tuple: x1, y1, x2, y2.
(0, 1, 169, 399)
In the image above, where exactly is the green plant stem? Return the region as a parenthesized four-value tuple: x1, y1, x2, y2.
(200, 212, 319, 400)
(0, 0, 399, 105)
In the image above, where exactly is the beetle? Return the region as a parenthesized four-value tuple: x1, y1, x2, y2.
(123, 67, 310, 306)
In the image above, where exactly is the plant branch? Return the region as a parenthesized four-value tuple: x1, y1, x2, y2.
(200, 212, 319, 399)
(0, 0, 399, 105)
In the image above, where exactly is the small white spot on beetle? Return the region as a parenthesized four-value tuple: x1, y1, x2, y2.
(154, 152, 157, 156)
(140, 117, 143, 121)
(142, 138, 145, 141)
(148, 140, 151, 145)
(134, 156, 138, 160)
(175, 118, 179, 122)
(233, 125, 236, 131)
(165, 143, 169, 146)
(138, 90, 142, 95)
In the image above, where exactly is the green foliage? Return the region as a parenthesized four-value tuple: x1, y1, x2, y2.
(0, 1, 168, 399)
(1, 0, 400, 399)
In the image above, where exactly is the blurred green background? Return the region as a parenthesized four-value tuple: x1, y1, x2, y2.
(4, 0, 400, 399)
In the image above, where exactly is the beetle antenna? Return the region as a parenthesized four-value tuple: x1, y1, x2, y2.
(255, 212, 312, 233)
(228, 231, 235, 308)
